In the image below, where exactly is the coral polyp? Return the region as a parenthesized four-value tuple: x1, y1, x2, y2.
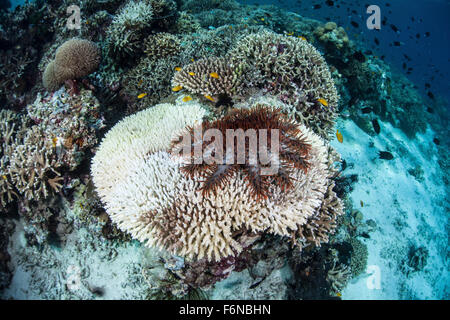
(171, 106, 312, 201)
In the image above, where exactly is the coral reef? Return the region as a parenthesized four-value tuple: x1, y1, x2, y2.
(348, 238, 368, 277)
(43, 39, 100, 91)
(401, 245, 429, 276)
(228, 30, 340, 137)
(104, 0, 179, 62)
(0, 87, 105, 244)
(144, 33, 181, 58)
(311, 20, 429, 138)
(172, 29, 340, 138)
(92, 97, 343, 263)
(326, 261, 351, 295)
(0, 109, 22, 209)
(172, 57, 251, 97)
(174, 11, 201, 34)
(2, 0, 443, 300)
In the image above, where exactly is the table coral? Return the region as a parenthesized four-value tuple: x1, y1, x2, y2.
(91, 98, 343, 262)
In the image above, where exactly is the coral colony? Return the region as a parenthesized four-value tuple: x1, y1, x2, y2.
(0, 0, 447, 300)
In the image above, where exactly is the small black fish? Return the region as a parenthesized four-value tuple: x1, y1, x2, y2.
(390, 24, 399, 33)
(425, 83, 431, 88)
(341, 159, 347, 171)
(325, 0, 334, 6)
(426, 107, 434, 113)
(353, 50, 366, 62)
(433, 138, 440, 145)
(351, 21, 359, 28)
(425, 32, 430, 37)
(249, 276, 266, 289)
(427, 91, 435, 100)
(372, 119, 381, 134)
(416, 33, 420, 39)
(313, 4, 321, 9)
(374, 37, 380, 45)
(393, 41, 402, 46)
(361, 107, 372, 114)
(378, 151, 394, 160)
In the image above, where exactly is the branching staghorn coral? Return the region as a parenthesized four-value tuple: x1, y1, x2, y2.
(26, 88, 105, 171)
(91, 98, 344, 262)
(122, 54, 183, 108)
(171, 29, 339, 138)
(8, 125, 63, 200)
(326, 261, 351, 295)
(174, 11, 201, 34)
(0, 51, 33, 98)
(172, 57, 255, 98)
(0, 109, 22, 208)
(143, 33, 181, 58)
(105, 0, 154, 61)
(228, 30, 340, 137)
(1, 88, 104, 203)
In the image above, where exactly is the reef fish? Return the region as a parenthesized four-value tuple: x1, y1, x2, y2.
(204, 95, 215, 102)
(182, 96, 192, 102)
(188, 72, 195, 76)
(372, 119, 380, 134)
(317, 98, 328, 107)
(209, 72, 219, 79)
(336, 130, 343, 143)
(378, 151, 394, 160)
(175, 67, 182, 71)
(137, 93, 147, 99)
(172, 85, 183, 92)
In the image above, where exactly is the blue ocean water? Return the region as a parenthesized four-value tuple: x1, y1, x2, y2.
(241, 0, 450, 107)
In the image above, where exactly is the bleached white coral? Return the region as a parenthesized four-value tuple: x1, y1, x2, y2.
(92, 99, 338, 262)
(91, 101, 207, 204)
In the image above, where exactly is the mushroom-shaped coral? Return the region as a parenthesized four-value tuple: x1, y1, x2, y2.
(91, 98, 343, 262)
(42, 38, 100, 91)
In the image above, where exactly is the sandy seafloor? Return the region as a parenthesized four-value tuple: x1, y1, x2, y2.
(2, 116, 448, 300)
(332, 119, 448, 299)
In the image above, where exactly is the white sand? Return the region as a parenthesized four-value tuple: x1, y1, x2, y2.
(332, 118, 448, 299)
